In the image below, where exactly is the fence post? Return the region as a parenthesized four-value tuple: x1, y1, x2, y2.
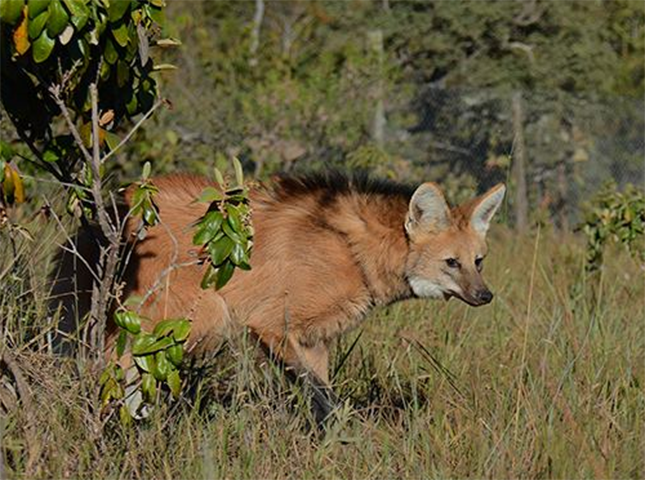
(512, 91, 529, 233)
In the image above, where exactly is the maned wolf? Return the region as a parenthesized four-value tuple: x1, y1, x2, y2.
(53, 171, 505, 421)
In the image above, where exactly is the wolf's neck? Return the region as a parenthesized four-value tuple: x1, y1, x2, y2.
(325, 193, 412, 305)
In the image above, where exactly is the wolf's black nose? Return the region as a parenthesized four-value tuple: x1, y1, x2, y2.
(478, 290, 493, 304)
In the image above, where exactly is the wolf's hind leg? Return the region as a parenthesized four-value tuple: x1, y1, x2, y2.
(186, 293, 235, 355)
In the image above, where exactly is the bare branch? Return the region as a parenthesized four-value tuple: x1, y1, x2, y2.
(100, 99, 163, 164)
(48, 84, 93, 165)
(88, 83, 115, 237)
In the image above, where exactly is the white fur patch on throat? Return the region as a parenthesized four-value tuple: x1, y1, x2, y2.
(409, 277, 444, 299)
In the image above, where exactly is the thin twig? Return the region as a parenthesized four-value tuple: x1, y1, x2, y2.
(100, 99, 164, 164)
(0, 351, 39, 475)
(48, 84, 93, 165)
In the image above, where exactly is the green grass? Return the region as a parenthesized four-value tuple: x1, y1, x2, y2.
(1, 224, 643, 479)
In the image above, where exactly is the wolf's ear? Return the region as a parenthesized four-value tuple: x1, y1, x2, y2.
(470, 184, 506, 236)
(405, 182, 451, 236)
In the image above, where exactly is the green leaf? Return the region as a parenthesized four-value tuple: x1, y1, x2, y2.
(122, 310, 141, 334)
(215, 260, 235, 290)
(132, 333, 156, 355)
(116, 329, 127, 358)
(230, 242, 245, 266)
(153, 318, 190, 342)
(116, 60, 129, 87)
(166, 369, 181, 398)
(166, 344, 183, 367)
(142, 202, 158, 225)
(226, 204, 243, 231)
(171, 319, 190, 342)
(133, 336, 174, 356)
(119, 405, 132, 427)
(111, 20, 128, 46)
(32, 28, 55, 62)
(0, 0, 24, 25)
(200, 264, 217, 289)
(222, 221, 243, 243)
(99, 366, 111, 386)
(193, 225, 215, 246)
(104, 37, 118, 64)
(142, 161, 151, 180)
(0, 141, 15, 161)
(203, 210, 224, 231)
(232, 156, 244, 187)
(152, 350, 170, 381)
(46, 0, 68, 37)
(62, 0, 88, 30)
(145, 2, 164, 25)
(100, 378, 117, 406)
(134, 353, 155, 373)
(105, 131, 121, 150)
(197, 186, 223, 204)
(237, 260, 252, 271)
(28, 0, 49, 19)
(108, 0, 129, 22)
(141, 372, 156, 403)
(214, 167, 225, 186)
(208, 235, 234, 266)
(192, 211, 224, 245)
(152, 318, 179, 337)
(28, 9, 48, 39)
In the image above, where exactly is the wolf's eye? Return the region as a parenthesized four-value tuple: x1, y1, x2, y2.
(475, 257, 483, 271)
(445, 258, 460, 269)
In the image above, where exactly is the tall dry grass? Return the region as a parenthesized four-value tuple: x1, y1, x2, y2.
(1, 221, 643, 479)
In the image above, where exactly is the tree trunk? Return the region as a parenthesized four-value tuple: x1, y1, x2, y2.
(369, 30, 385, 148)
(511, 91, 529, 233)
(249, 0, 265, 67)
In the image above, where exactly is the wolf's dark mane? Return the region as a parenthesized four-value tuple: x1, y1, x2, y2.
(273, 170, 416, 204)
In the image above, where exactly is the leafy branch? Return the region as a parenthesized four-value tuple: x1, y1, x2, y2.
(194, 158, 254, 291)
(580, 182, 645, 272)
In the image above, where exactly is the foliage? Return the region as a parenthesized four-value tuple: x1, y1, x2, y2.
(0, 0, 175, 220)
(99, 307, 190, 423)
(1, 0, 165, 132)
(128, 160, 159, 231)
(0, 146, 25, 207)
(581, 182, 645, 271)
(194, 158, 253, 290)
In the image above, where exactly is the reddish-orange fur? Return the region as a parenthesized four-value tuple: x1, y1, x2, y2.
(54, 172, 505, 388)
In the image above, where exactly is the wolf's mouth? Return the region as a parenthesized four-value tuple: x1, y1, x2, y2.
(447, 290, 483, 307)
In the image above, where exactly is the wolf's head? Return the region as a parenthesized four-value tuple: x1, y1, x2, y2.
(404, 182, 506, 306)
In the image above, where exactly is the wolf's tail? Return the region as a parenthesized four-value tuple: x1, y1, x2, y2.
(48, 223, 107, 356)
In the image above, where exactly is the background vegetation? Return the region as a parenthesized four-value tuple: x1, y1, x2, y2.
(1, 0, 643, 478)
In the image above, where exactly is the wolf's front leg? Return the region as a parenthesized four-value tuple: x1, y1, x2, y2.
(260, 332, 339, 428)
(291, 341, 339, 427)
